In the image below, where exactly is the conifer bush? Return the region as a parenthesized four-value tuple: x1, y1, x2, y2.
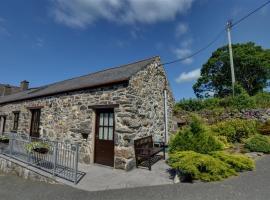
(211, 119, 258, 143)
(210, 151, 255, 171)
(168, 151, 236, 182)
(245, 135, 270, 153)
(169, 116, 224, 154)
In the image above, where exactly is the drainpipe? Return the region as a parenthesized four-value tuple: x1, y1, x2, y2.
(164, 89, 169, 144)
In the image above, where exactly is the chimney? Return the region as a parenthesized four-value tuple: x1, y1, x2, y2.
(3, 85, 11, 96)
(20, 80, 29, 91)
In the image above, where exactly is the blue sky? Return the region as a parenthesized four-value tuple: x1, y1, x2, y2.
(0, 0, 269, 100)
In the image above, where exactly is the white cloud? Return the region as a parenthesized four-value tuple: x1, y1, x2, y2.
(51, 0, 194, 28)
(0, 17, 10, 37)
(35, 37, 44, 47)
(180, 38, 193, 48)
(175, 68, 201, 83)
(174, 48, 193, 64)
(175, 23, 188, 37)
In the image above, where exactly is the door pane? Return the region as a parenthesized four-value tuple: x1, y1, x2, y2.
(99, 127, 103, 139)
(99, 113, 104, 126)
(109, 113, 114, 126)
(103, 127, 108, 140)
(108, 127, 113, 140)
(104, 113, 108, 126)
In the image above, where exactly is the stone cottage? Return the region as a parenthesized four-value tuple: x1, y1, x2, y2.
(0, 56, 174, 170)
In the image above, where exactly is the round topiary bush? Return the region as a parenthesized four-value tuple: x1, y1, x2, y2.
(244, 135, 270, 153)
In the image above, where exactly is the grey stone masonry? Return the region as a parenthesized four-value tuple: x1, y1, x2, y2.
(0, 57, 174, 170)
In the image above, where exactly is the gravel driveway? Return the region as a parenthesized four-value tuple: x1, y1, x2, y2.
(0, 155, 270, 200)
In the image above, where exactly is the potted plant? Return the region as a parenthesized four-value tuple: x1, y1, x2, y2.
(25, 141, 50, 154)
(0, 135, 9, 144)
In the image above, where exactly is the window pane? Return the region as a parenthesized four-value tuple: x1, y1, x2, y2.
(99, 113, 104, 126)
(109, 113, 114, 126)
(99, 127, 103, 139)
(108, 127, 113, 140)
(104, 113, 108, 126)
(103, 127, 108, 140)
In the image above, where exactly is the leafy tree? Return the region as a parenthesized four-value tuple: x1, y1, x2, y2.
(193, 42, 270, 98)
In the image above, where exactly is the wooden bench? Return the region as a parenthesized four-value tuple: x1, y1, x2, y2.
(134, 136, 165, 171)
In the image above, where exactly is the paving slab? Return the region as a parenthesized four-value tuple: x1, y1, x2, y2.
(67, 159, 173, 191)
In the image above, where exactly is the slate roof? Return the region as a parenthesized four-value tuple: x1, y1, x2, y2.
(0, 56, 158, 104)
(0, 84, 21, 96)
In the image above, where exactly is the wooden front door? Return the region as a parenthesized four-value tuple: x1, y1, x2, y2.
(94, 109, 115, 167)
(30, 109, 41, 138)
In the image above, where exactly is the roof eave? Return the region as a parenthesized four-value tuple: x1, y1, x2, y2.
(0, 79, 129, 105)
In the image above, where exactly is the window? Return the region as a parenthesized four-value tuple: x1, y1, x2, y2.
(30, 109, 41, 138)
(98, 111, 114, 141)
(13, 112, 20, 132)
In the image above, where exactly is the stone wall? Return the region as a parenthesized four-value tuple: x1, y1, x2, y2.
(0, 57, 174, 170)
(0, 155, 57, 183)
(203, 108, 270, 124)
(114, 58, 174, 170)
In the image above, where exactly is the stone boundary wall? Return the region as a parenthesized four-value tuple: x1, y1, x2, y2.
(0, 155, 57, 184)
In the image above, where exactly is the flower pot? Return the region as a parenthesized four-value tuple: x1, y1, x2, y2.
(33, 147, 49, 154)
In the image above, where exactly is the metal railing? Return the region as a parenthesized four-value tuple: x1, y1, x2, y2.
(0, 132, 83, 184)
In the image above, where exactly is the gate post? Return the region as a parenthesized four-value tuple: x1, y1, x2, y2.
(74, 143, 79, 184)
(53, 141, 58, 176)
(9, 133, 14, 156)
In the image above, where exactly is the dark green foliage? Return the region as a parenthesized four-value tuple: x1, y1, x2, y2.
(245, 135, 270, 153)
(210, 151, 255, 172)
(169, 116, 224, 154)
(218, 93, 256, 111)
(193, 42, 270, 98)
(211, 119, 258, 143)
(174, 92, 270, 112)
(174, 98, 220, 112)
(168, 151, 237, 182)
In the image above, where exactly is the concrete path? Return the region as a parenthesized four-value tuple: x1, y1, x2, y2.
(1, 156, 270, 200)
(69, 159, 173, 191)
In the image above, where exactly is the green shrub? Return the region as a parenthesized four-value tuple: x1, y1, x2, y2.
(211, 119, 258, 143)
(253, 92, 270, 108)
(245, 135, 270, 153)
(175, 98, 220, 112)
(168, 151, 237, 182)
(169, 116, 224, 154)
(25, 141, 50, 153)
(219, 93, 256, 110)
(175, 91, 270, 112)
(210, 151, 255, 171)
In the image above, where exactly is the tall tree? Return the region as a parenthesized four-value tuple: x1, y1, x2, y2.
(193, 42, 270, 98)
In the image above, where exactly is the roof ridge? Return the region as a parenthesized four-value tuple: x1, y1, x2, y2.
(34, 56, 159, 89)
